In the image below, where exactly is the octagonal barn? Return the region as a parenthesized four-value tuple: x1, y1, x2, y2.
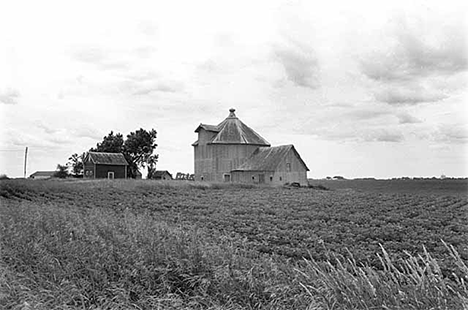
(193, 109, 309, 185)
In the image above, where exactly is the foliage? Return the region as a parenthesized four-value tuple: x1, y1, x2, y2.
(146, 154, 158, 179)
(90, 129, 158, 179)
(67, 153, 84, 176)
(124, 128, 158, 179)
(0, 174, 9, 180)
(90, 131, 124, 153)
(53, 164, 69, 179)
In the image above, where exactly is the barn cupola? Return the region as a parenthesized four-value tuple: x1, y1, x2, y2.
(228, 108, 237, 118)
(210, 108, 270, 146)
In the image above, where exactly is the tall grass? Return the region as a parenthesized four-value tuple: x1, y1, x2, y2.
(0, 200, 301, 309)
(297, 244, 468, 309)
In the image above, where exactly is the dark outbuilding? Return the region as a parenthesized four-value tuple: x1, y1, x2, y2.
(153, 170, 173, 180)
(83, 152, 128, 179)
(30, 171, 56, 179)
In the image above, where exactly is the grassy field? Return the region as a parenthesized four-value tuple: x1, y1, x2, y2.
(308, 178, 468, 195)
(1, 179, 467, 309)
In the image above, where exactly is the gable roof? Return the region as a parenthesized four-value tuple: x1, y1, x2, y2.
(30, 171, 56, 177)
(85, 152, 128, 165)
(232, 144, 309, 172)
(194, 109, 270, 146)
(154, 170, 172, 178)
(194, 124, 220, 133)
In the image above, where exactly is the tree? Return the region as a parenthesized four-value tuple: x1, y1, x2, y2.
(89, 128, 158, 179)
(91, 131, 124, 153)
(124, 129, 158, 178)
(146, 154, 158, 179)
(54, 164, 69, 179)
(67, 153, 84, 177)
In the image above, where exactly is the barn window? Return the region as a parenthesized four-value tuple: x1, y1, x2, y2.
(279, 176, 282, 181)
(252, 175, 255, 181)
(201, 176, 204, 181)
(270, 176, 273, 182)
(286, 163, 291, 172)
(223, 174, 231, 182)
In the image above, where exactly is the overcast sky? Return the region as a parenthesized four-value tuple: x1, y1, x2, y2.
(1, 0, 467, 179)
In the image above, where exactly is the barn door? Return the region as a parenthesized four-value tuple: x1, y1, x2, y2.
(108, 172, 114, 179)
(258, 174, 265, 184)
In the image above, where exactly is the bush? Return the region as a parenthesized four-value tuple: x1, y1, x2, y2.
(53, 164, 69, 179)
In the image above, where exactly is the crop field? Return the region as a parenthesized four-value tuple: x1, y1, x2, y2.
(1, 179, 467, 309)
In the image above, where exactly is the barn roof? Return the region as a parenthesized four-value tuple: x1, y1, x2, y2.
(86, 152, 129, 165)
(154, 170, 172, 178)
(194, 124, 220, 133)
(232, 144, 309, 172)
(30, 171, 55, 177)
(194, 108, 270, 146)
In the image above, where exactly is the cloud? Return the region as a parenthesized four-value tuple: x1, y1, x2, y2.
(304, 125, 404, 143)
(71, 46, 130, 71)
(138, 20, 158, 37)
(0, 88, 20, 104)
(73, 47, 107, 64)
(375, 86, 448, 105)
(133, 46, 157, 59)
(360, 19, 467, 105)
(343, 108, 391, 121)
(361, 27, 467, 82)
(71, 127, 103, 140)
(273, 40, 319, 89)
(131, 81, 184, 95)
(433, 124, 468, 144)
(36, 122, 60, 135)
(396, 113, 422, 124)
(366, 129, 405, 143)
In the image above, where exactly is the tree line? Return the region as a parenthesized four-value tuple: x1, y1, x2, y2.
(57, 128, 158, 179)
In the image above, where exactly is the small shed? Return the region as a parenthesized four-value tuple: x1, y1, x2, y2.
(231, 145, 309, 186)
(83, 152, 128, 179)
(30, 171, 56, 179)
(153, 170, 173, 180)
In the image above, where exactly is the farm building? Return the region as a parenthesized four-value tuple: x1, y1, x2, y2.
(83, 152, 128, 179)
(193, 109, 309, 185)
(153, 170, 173, 180)
(30, 171, 56, 179)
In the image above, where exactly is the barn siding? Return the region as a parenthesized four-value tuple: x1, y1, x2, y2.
(83, 161, 95, 178)
(231, 149, 308, 186)
(198, 130, 217, 144)
(194, 132, 260, 182)
(95, 165, 127, 179)
(272, 149, 308, 186)
(232, 170, 275, 184)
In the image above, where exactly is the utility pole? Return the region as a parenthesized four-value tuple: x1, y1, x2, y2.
(24, 147, 28, 178)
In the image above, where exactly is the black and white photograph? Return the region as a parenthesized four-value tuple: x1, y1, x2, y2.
(1, 0, 467, 309)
